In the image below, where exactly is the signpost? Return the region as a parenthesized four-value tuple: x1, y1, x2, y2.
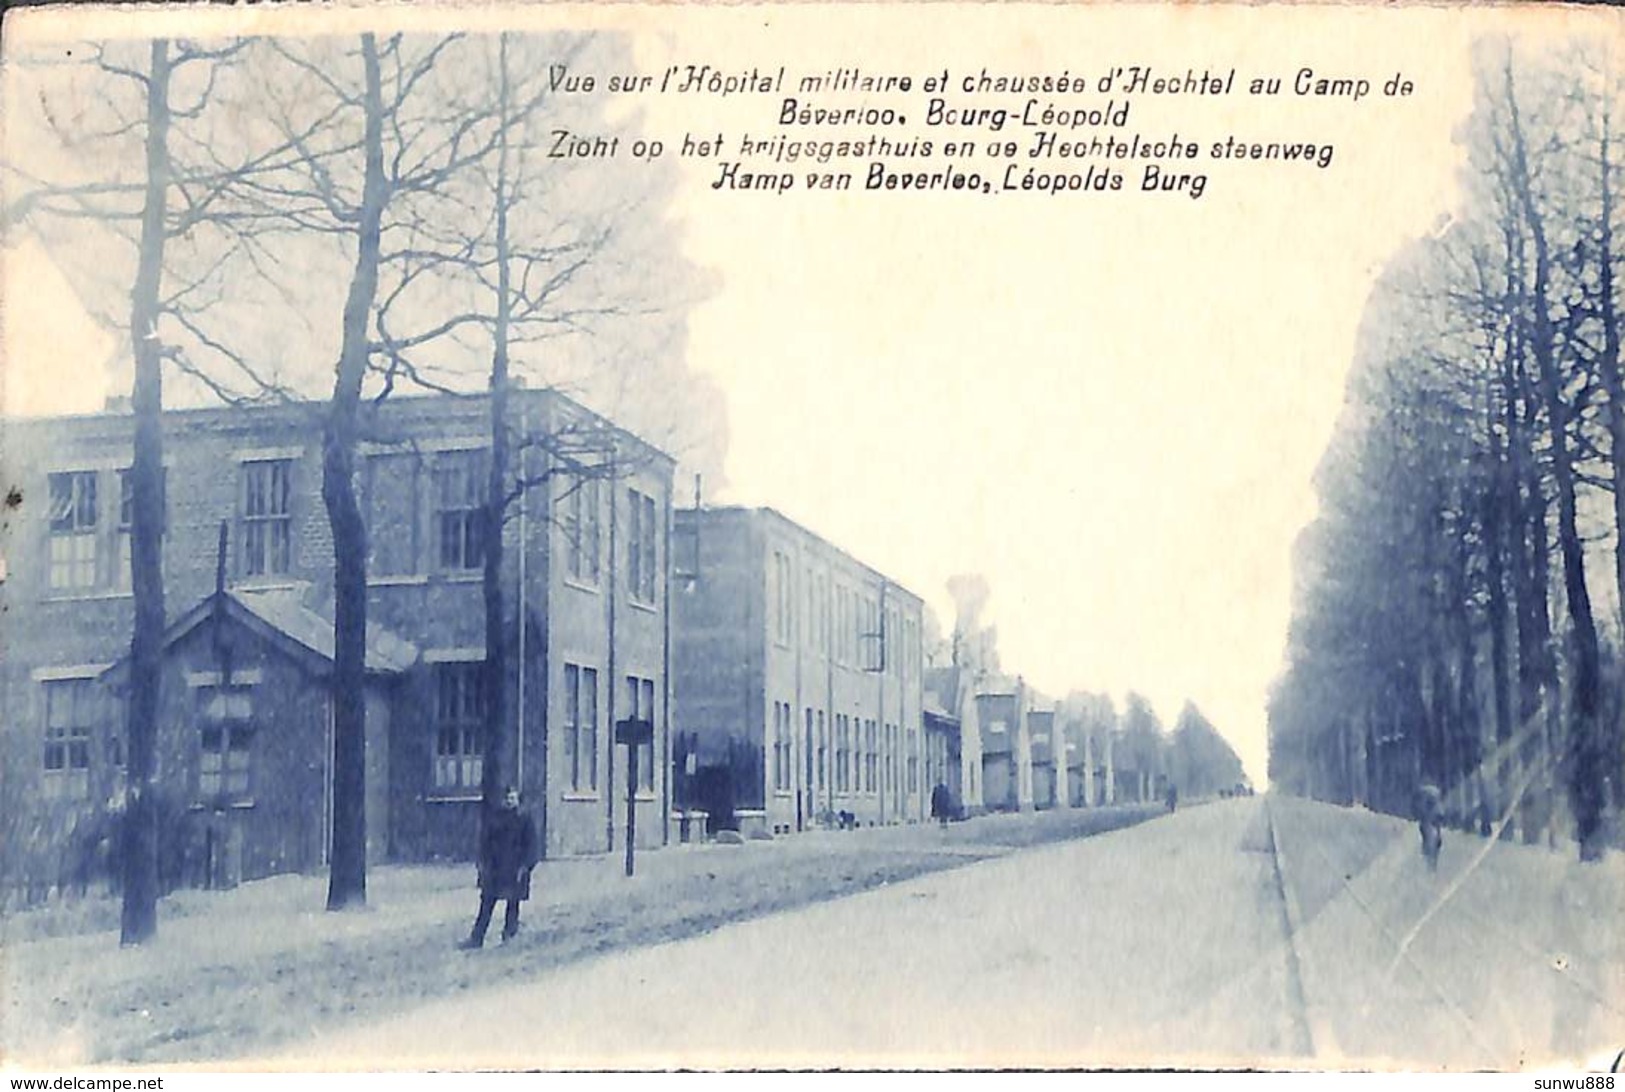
(614, 717, 654, 877)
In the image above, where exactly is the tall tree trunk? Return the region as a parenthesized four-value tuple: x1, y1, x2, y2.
(1485, 365, 1517, 840)
(482, 32, 515, 814)
(1505, 229, 1555, 845)
(1449, 511, 1483, 832)
(1505, 60, 1607, 860)
(1591, 96, 1625, 826)
(121, 39, 173, 947)
(325, 34, 386, 910)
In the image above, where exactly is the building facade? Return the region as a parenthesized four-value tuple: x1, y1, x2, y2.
(670, 507, 926, 835)
(1, 389, 675, 896)
(976, 681, 1035, 812)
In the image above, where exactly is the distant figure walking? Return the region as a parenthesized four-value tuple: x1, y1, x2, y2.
(1417, 782, 1443, 873)
(460, 786, 538, 949)
(930, 783, 952, 828)
(1165, 784, 1178, 813)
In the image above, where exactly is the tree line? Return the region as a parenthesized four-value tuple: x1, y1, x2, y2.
(1268, 42, 1624, 863)
(1062, 691, 1247, 802)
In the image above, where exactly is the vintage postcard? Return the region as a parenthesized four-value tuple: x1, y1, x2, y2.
(1, 0, 1623, 1076)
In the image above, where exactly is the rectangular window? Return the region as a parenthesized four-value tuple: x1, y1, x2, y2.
(433, 663, 484, 793)
(773, 702, 791, 792)
(627, 489, 658, 604)
(888, 724, 898, 796)
(861, 719, 870, 793)
(42, 678, 94, 797)
(836, 589, 847, 665)
(198, 685, 254, 800)
(887, 609, 897, 675)
(770, 702, 781, 791)
(816, 574, 827, 657)
(565, 664, 599, 793)
(116, 468, 167, 591)
(816, 711, 826, 796)
(771, 552, 795, 646)
(565, 477, 601, 585)
(907, 727, 919, 794)
(769, 554, 781, 645)
(435, 450, 486, 572)
(48, 471, 98, 591)
(858, 596, 868, 666)
(863, 599, 877, 671)
(834, 588, 842, 663)
(241, 459, 292, 577)
(857, 718, 865, 795)
(865, 719, 877, 794)
(779, 554, 794, 646)
(805, 568, 815, 650)
(835, 715, 848, 794)
(627, 675, 655, 792)
(804, 707, 814, 794)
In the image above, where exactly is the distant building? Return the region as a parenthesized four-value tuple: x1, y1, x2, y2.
(976, 678, 1036, 813)
(670, 507, 926, 835)
(1029, 706, 1068, 810)
(1, 389, 675, 896)
(1059, 710, 1096, 808)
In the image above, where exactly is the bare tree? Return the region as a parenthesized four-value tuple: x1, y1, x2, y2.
(250, 30, 692, 900)
(6, 35, 297, 943)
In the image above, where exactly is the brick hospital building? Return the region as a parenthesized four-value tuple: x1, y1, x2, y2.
(670, 507, 926, 835)
(1, 389, 675, 891)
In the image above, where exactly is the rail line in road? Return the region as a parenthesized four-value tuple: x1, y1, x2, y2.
(1262, 796, 1320, 1059)
(1261, 793, 1326, 1059)
(1263, 796, 1569, 1067)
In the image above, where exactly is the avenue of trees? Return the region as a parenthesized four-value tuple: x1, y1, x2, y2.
(1268, 42, 1624, 862)
(6, 31, 717, 940)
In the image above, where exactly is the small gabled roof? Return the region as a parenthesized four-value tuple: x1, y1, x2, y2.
(229, 587, 419, 673)
(104, 586, 419, 682)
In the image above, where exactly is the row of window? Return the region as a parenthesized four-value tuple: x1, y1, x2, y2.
(766, 551, 923, 681)
(46, 459, 309, 593)
(38, 676, 253, 802)
(773, 705, 924, 800)
(432, 662, 656, 798)
(47, 468, 169, 593)
(37, 665, 662, 803)
(44, 456, 663, 604)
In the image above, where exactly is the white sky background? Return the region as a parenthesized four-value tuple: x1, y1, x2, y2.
(5, 3, 1610, 785)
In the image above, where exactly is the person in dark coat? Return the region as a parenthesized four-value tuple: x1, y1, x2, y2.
(930, 783, 952, 828)
(460, 787, 538, 949)
(1416, 782, 1443, 872)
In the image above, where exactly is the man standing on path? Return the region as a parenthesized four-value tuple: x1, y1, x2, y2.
(460, 786, 538, 949)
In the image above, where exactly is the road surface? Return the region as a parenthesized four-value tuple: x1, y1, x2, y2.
(274, 796, 1623, 1070)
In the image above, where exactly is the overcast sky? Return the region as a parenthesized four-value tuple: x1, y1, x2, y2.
(6, 3, 1606, 784)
